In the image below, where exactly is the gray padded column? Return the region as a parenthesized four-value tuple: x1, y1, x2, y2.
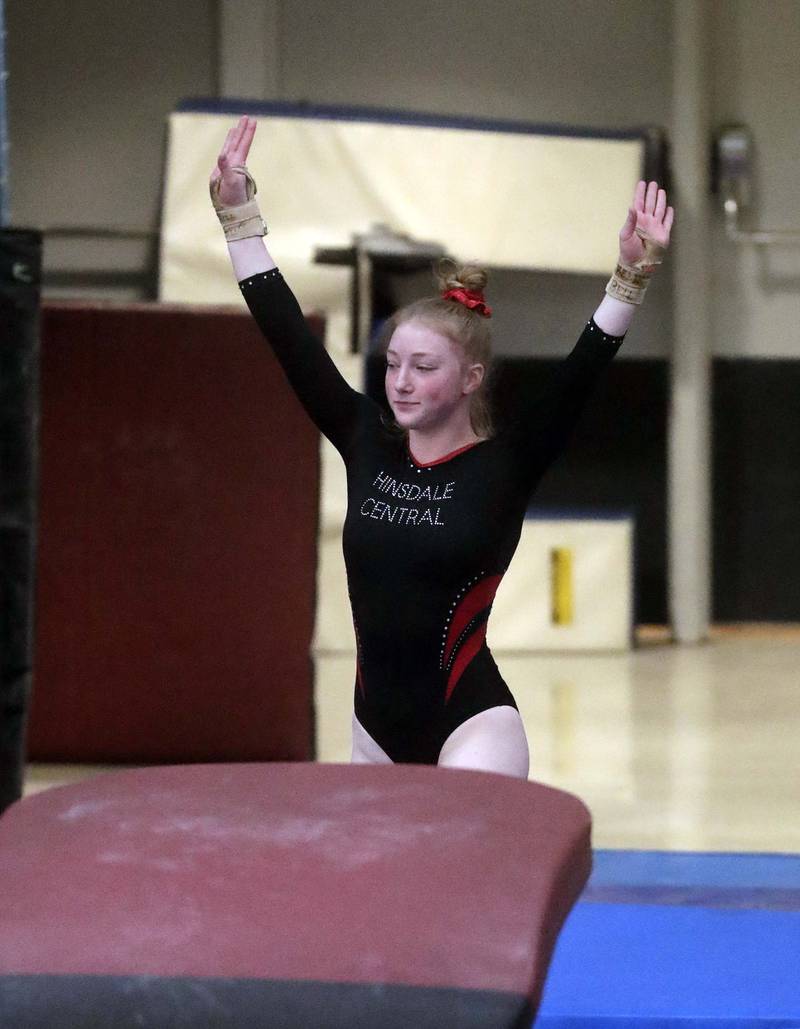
(669, 0, 712, 642)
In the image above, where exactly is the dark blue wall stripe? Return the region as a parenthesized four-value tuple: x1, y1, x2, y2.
(176, 97, 646, 142)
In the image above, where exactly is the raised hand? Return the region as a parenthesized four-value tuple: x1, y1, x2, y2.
(618, 180, 674, 270)
(210, 115, 258, 208)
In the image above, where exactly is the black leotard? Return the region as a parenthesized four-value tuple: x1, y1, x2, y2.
(240, 268, 624, 764)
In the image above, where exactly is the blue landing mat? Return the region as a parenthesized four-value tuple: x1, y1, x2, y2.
(535, 851, 800, 1028)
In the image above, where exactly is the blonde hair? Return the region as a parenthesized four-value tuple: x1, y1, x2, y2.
(385, 259, 494, 438)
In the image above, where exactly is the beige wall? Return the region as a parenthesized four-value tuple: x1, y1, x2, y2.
(279, 1, 671, 129)
(6, 0, 799, 354)
(6, 0, 217, 296)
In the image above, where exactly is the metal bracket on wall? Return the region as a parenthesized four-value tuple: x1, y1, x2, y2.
(712, 125, 800, 246)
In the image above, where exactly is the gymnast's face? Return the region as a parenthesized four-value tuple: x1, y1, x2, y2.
(385, 319, 483, 433)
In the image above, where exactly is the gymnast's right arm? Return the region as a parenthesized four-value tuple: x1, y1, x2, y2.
(210, 115, 364, 455)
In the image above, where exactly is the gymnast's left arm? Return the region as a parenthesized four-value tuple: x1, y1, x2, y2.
(519, 180, 674, 471)
(592, 178, 674, 336)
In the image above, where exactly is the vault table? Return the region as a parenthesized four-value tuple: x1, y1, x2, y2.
(0, 763, 591, 1028)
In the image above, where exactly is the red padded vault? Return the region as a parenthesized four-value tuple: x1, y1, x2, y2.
(0, 764, 592, 1028)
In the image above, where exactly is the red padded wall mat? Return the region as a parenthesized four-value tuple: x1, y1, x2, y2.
(28, 303, 321, 762)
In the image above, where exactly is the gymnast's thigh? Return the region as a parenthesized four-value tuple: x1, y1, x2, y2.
(437, 705, 530, 779)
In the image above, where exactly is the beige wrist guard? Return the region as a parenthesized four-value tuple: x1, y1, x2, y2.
(210, 165, 268, 241)
(605, 262, 651, 305)
(606, 227, 668, 304)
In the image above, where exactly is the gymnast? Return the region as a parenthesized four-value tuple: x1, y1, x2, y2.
(210, 115, 673, 779)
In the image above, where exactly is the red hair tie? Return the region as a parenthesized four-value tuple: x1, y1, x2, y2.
(441, 286, 492, 318)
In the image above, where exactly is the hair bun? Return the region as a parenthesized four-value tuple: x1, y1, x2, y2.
(436, 258, 489, 296)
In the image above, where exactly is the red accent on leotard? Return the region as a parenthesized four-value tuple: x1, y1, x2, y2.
(442, 575, 503, 672)
(407, 440, 486, 469)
